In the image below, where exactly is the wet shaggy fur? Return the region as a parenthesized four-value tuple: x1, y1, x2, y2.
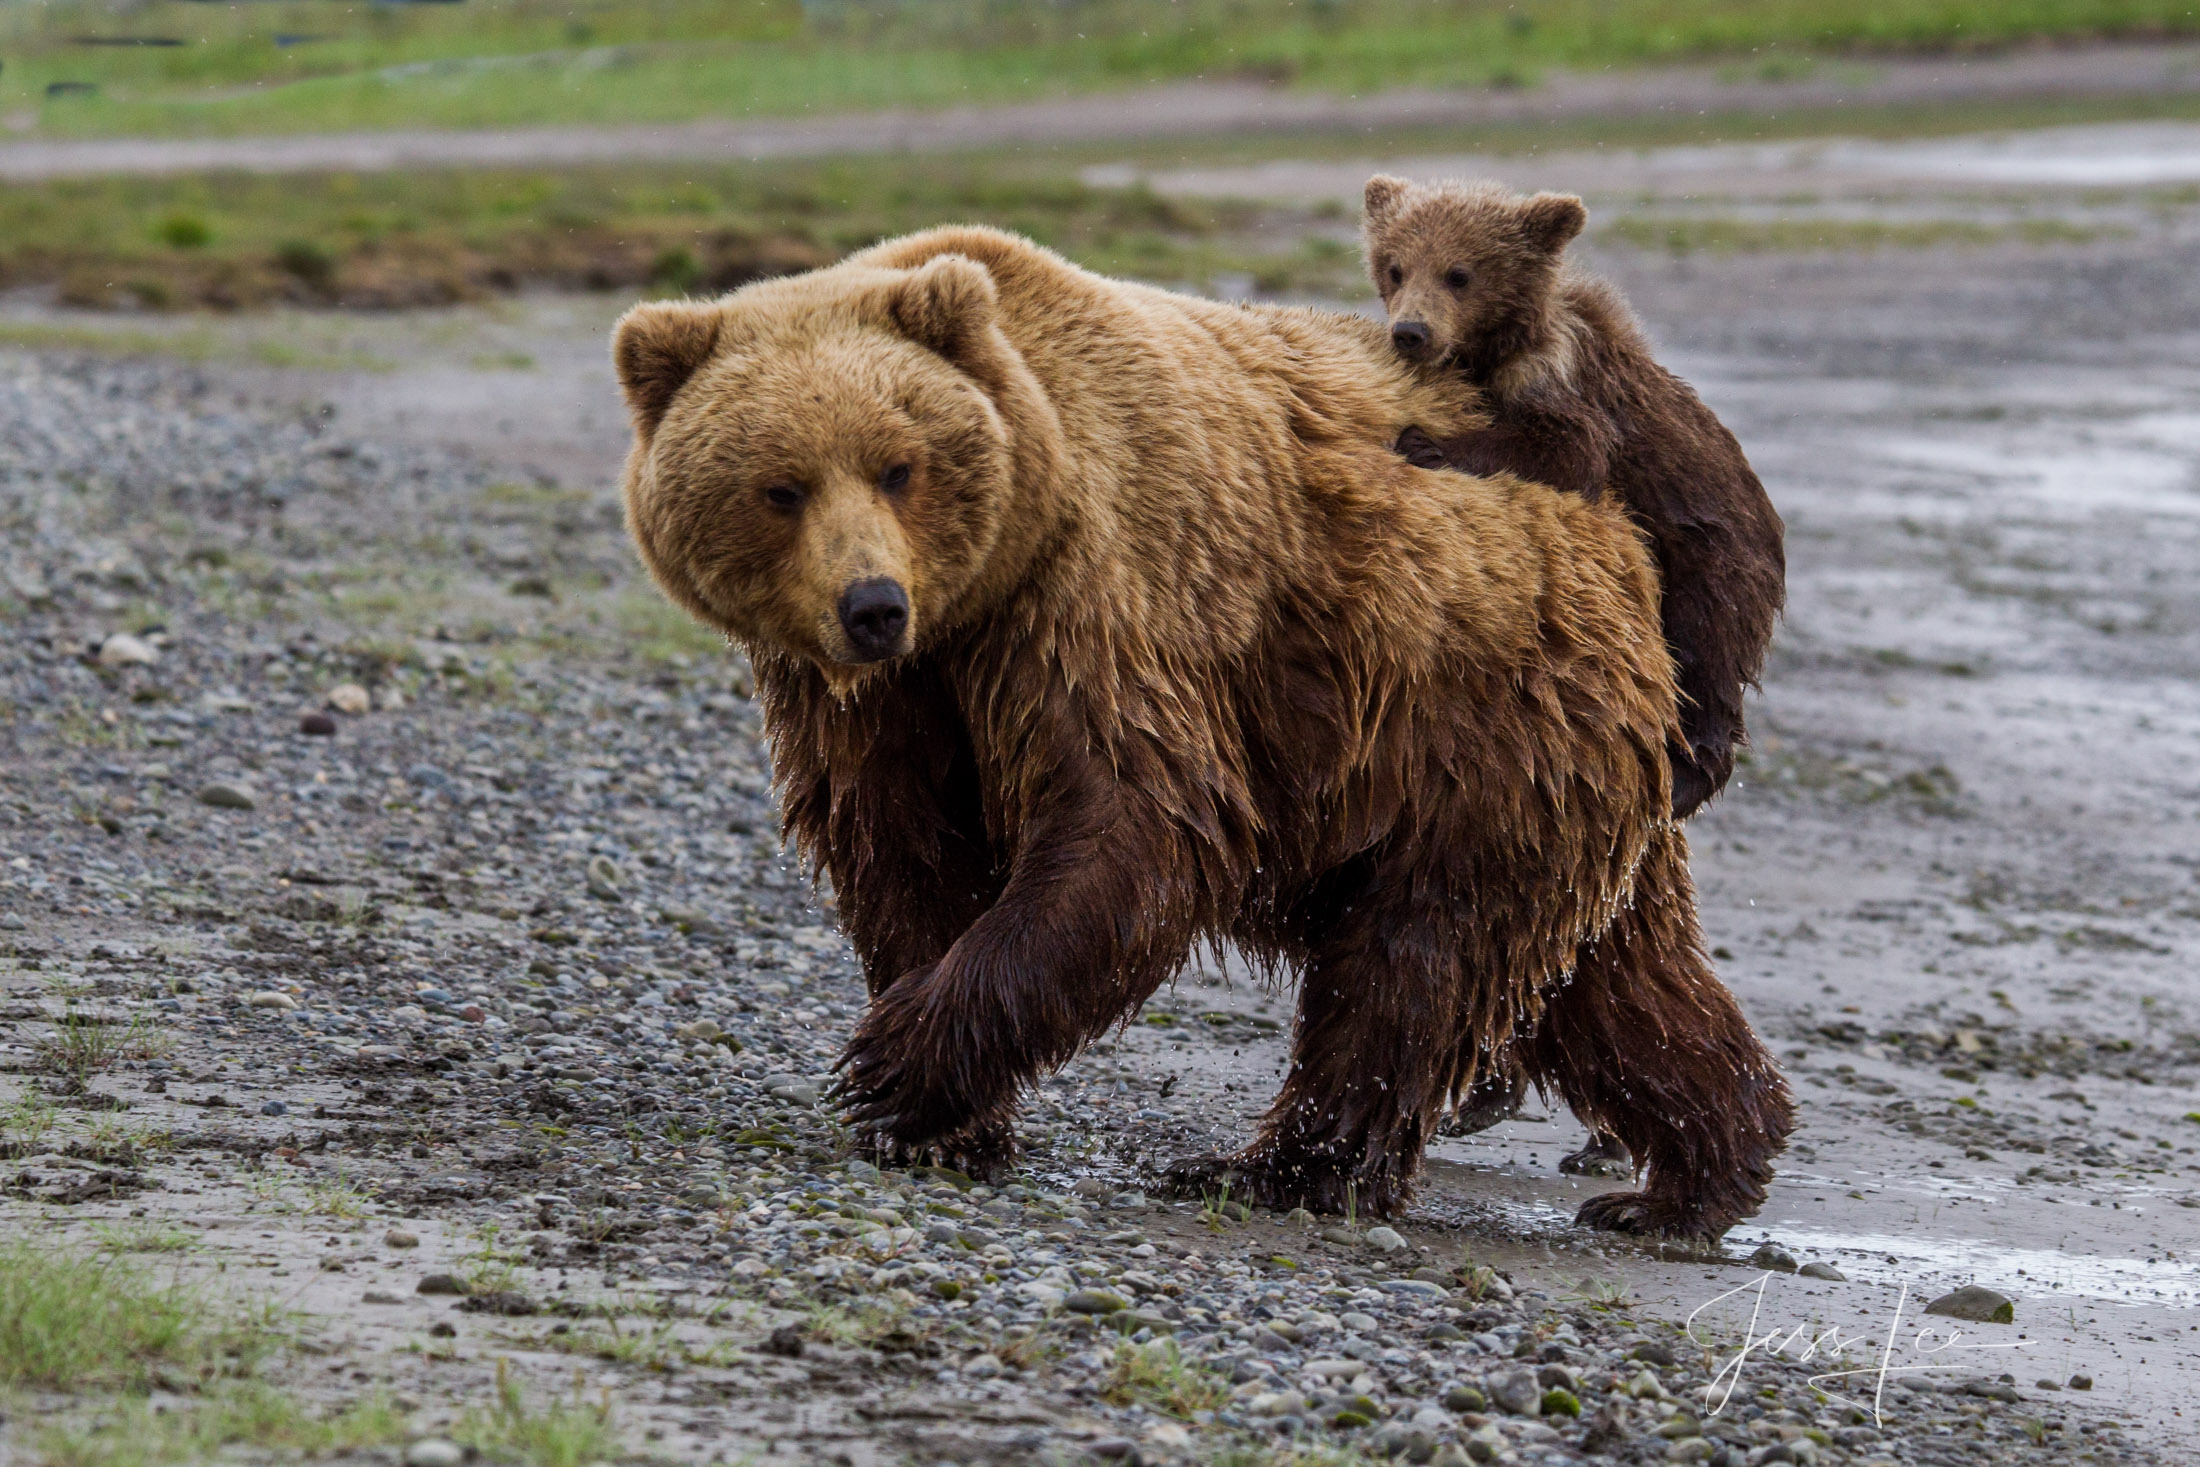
(1363, 175, 1786, 821)
(614, 225, 1793, 1236)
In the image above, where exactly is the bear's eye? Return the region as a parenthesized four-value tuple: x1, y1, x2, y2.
(1386, 263, 1403, 287)
(1445, 266, 1472, 291)
(879, 463, 911, 494)
(763, 483, 805, 511)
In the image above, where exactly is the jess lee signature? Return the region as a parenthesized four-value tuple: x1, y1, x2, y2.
(1685, 1273, 2031, 1425)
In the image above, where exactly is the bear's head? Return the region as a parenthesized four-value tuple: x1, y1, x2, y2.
(1361, 174, 1587, 378)
(615, 254, 1054, 687)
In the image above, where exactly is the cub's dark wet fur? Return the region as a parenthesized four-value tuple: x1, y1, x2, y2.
(1365, 174, 1786, 820)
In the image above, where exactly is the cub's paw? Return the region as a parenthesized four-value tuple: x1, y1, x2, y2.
(1437, 1066, 1527, 1138)
(1574, 1189, 1719, 1241)
(1669, 734, 1733, 821)
(1557, 1133, 1634, 1180)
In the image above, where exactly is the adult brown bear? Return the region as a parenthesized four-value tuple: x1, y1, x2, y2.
(614, 226, 1792, 1237)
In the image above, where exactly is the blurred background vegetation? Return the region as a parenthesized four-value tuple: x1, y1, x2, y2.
(0, 0, 2194, 312)
(3, 0, 2197, 134)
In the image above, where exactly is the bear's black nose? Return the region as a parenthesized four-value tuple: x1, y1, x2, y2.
(837, 577, 910, 661)
(1390, 320, 1432, 357)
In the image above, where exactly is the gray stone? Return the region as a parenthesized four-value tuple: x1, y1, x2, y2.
(98, 633, 158, 667)
(1065, 1289, 1128, 1315)
(1923, 1285, 2014, 1324)
(1487, 1366, 1542, 1415)
(404, 1441, 464, 1467)
(1364, 1225, 1408, 1253)
(196, 782, 257, 810)
(1746, 1242, 1797, 1273)
(1798, 1261, 1846, 1281)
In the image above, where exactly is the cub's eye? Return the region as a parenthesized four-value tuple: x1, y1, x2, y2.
(1386, 264, 1403, 287)
(763, 484, 805, 510)
(879, 463, 911, 493)
(1445, 266, 1472, 291)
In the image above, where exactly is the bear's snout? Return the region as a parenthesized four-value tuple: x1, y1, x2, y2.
(837, 577, 911, 662)
(1390, 319, 1434, 359)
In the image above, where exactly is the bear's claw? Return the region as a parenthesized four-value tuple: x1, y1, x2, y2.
(1574, 1188, 1720, 1240)
(1557, 1132, 1634, 1179)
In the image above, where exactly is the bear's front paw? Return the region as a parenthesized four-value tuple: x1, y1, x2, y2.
(1574, 1188, 1718, 1240)
(832, 964, 977, 1144)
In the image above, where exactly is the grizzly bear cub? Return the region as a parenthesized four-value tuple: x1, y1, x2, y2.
(1362, 174, 1785, 822)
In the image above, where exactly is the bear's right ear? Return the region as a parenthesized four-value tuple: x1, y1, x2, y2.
(1518, 192, 1588, 255)
(887, 254, 999, 368)
(612, 301, 723, 436)
(1362, 174, 1412, 226)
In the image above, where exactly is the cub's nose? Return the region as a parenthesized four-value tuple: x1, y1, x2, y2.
(836, 577, 910, 661)
(1390, 319, 1432, 357)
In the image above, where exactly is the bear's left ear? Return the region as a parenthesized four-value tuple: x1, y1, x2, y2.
(888, 254, 999, 368)
(1519, 192, 1588, 255)
(612, 301, 723, 436)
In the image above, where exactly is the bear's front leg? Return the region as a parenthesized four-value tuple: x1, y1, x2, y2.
(775, 663, 1004, 996)
(834, 740, 1202, 1158)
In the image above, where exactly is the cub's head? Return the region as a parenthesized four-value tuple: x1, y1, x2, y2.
(615, 254, 1033, 687)
(1361, 174, 1586, 375)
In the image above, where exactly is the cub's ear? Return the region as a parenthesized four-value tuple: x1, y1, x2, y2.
(1519, 192, 1588, 255)
(612, 301, 723, 435)
(1363, 174, 1412, 227)
(888, 254, 999, 367)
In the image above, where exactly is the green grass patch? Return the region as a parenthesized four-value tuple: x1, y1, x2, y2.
(0, 158, 1269, 311)
(455, 1363, 620, 1467)
(4, 0, 2199, 138)
(0, 1241, 255, 1390)
(38, 1385, 410, 1467)
(1602, 213, 2130, 252)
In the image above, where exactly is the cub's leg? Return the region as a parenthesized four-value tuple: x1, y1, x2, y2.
(1524, 828, 1793, 1239)
(1165, 858, 1458, 1217)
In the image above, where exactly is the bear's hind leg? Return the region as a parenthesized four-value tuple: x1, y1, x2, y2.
(1527, 829, 1793, 1239)
(1166, 868, 1456, 1217)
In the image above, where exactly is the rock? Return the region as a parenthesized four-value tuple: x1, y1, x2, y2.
(1442, 1384, 1487, 1413)
(1540, 1386, 1581, 1417)
(1065, 1289, 1129, 1315)
(1363, 1225, 1408, 1253)
(2068, 1373, 2092, 1390)
(1799, 1261, 1846, 1281)
(299, 711, 337, 737)
(259, 1100, 287, 1116)
(415, 1273, 470, 1296)
(326, 683, 372, 714)
(98, 633, 158, 667)
(403, 1440, 464, 1467)
(247, 991, 297, 1010)
(196, 782, 257, 810)
(585, 854, 624, 900)
(384, 1229, 420, 1249)
(1320, 1226, 1361, 1247)
(1487, 1366, 1542, 1415)
(458, 1290, 537, 1316)
(1747, 1242, 1797, 1273)
(763, 1323, 805, 1357)
(962, 1352, 1003, 1378)
(1924, 1285, 2014, 1324)
(361, 1290, 403, 1305)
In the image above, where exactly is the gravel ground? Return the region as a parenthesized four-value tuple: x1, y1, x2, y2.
(1, 206, 2194, 1464)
